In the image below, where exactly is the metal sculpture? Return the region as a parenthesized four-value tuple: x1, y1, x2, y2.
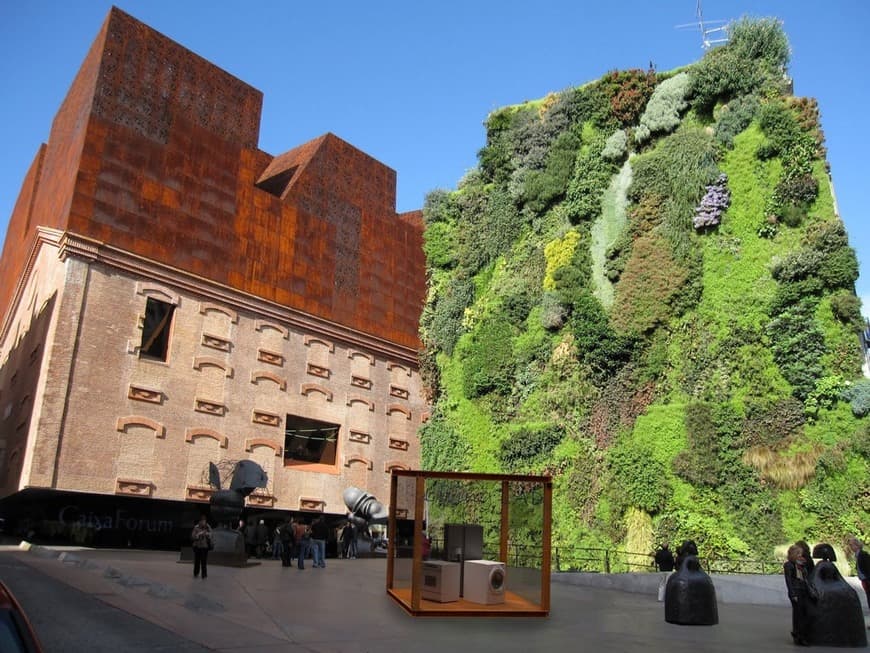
(206, 460, 268, 564)
(343, 486, 389, 526)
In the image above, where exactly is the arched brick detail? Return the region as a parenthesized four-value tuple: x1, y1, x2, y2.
(344, 455, 373, 470)
(301, 383, 333, 401)
(116, 415, 166, 438)
(348, 430, 371, 444)
(251, 370, 287, 390)
(115, 478, 153, 496)
(303, 335, 334, 352)
(252, 410, 281, 427)
(245, 438, 283, 456)
(300, 497, 325, 511)
(347, 349, 375, 365)
(387, 361, 411, 376)
(193, 356, 232, 377)
(347, 396, 374, 411)
(185, 427, 228, 448)
(136, 282, 179, 305)
(198, 301, 238, 323)
(386, 404, 411, 420)
(384, 461, 410, 473)
(255, 320, 289, 339)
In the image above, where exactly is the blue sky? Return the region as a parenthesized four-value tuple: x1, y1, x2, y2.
(1, 1, 867, 315)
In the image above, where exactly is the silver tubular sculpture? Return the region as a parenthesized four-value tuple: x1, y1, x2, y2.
(343, 486, 389, 526)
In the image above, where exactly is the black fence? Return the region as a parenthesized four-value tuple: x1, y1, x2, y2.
(430, 539, 781, 575)
(552, 545, 781, 575)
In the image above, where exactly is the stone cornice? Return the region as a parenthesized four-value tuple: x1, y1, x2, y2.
(0, 227, 64, 344)
(48, 231, 419, 366)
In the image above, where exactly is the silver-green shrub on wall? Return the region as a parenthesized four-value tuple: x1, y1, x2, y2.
(602, 128, 628, 161)
(635, 72, 691, 144)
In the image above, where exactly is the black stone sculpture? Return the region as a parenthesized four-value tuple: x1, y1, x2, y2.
(805, 544, 868, 647)
(664, 554, 719, 625)
(811, 542, 837, 563)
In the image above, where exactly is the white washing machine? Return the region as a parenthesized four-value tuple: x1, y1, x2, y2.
(463, 560, 506, 605)
(420, 560, 460, 602)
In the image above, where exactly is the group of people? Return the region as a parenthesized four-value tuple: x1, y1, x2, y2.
(190, 514, 364, 577)
(652, 541, 697, 601)
(247, 515, 331, 568)
(243, 518, 270, 558)
(651, 536, 870, 646)
(653, 540, 699, 572)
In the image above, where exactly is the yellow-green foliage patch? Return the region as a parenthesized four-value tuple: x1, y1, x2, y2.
(543, 229, 581, 290)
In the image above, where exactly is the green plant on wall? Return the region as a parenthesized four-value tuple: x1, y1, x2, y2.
(418, 16, 867, 563)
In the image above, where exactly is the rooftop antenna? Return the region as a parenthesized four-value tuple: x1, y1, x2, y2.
(675, 0, 729, 50)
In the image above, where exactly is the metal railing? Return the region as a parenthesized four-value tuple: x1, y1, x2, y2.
(429, 540, 780, 575)
(553, 546, 781, 575)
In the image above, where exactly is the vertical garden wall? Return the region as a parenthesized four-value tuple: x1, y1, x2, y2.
(419, 17, 868, 561)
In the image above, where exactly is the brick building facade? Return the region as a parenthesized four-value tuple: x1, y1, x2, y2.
(0, 8, 427, 547)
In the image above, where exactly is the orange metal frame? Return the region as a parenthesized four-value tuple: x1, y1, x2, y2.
(385, 469, 552, 617)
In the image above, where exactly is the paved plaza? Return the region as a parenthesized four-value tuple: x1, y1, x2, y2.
(2, 545, 868, 652)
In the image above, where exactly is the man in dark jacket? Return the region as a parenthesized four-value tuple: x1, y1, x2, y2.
(254, 519, 269, 558)
(244, 519, 256, 558)
(310, 516, 329, 568)
(340, 522, 357, 559)
(654, 543, 675, 602)
(654, 543, 675, 571)
(280, 520, 295, 567)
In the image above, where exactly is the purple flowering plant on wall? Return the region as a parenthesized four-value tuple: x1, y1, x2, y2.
(693, 173, 730, 230)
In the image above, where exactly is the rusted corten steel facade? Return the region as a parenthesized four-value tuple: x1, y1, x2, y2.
(0, 8, 424, 348)
(0, 8, 427, 546)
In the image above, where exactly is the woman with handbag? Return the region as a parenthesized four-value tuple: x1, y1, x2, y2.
(191, 515, 213, 579)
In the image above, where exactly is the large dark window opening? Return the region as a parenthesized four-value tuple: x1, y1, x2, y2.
(284, 415, 339, 465)
(140, 297, 175, 361)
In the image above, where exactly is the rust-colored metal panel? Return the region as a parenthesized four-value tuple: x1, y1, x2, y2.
(1, 8, 425, 350)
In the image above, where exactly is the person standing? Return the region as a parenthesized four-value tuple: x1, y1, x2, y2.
(847, 536, 870, 617)
(294, 519, 311, 569)
(280, 520, 295, 567)
(675, 540, 698, 569)
(654, 543, 675, 571)
(272, 523, 284, 560)
(191, 515, 212, 579)
(796, 540, 815, 577)
(310, 516, 328, 568)
(244, 519, 256, 558)
(340, 522, 355, 559)
(784, 543, 812, 646)
(255, 519, 269, 559)
(653, 543, 675, 602)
